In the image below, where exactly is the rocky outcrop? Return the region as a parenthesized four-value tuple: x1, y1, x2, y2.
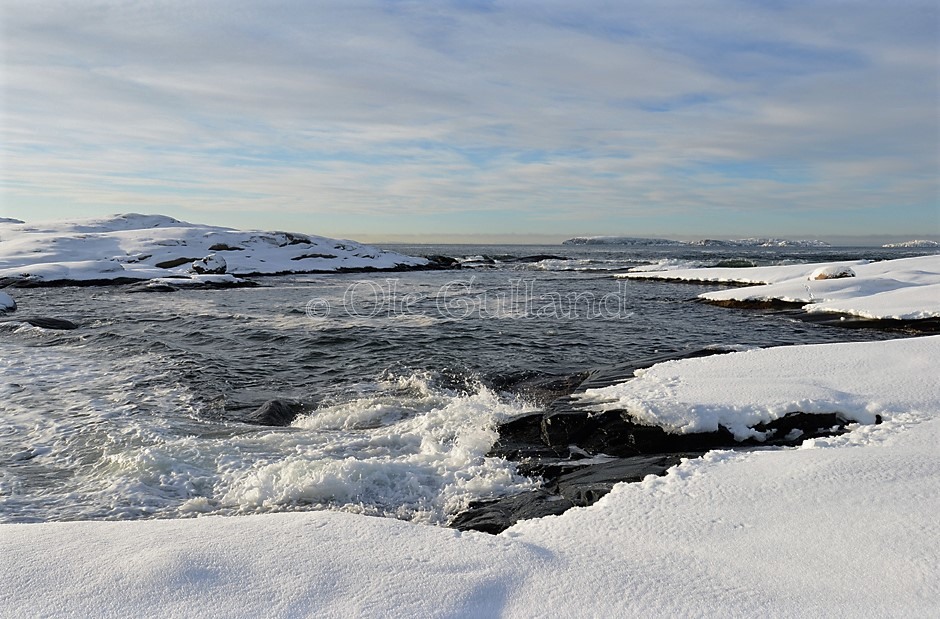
(451, 349, 866, 534)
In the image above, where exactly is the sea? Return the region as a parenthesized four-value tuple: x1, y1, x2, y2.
(0, 244, 931, 526)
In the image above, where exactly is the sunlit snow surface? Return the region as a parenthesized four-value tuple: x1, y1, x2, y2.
(3, 336, 938, 617)
(622, 254, 940, 320)
(0, 213, 427, 283)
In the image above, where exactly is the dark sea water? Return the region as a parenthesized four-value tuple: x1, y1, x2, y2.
(0, 244, 931, 525)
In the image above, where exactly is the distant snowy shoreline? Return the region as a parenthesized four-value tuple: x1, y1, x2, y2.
(621, 254, 940, 324)
(563, 235, 832, 247)
(0, 213, 433, 288)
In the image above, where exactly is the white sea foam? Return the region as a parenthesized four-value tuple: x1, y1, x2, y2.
(628, 258, 707, 272)
(0, 341, 536, 524)
(222, 374, 538, 523)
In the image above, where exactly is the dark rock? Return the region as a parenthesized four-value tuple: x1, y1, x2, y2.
(540, 409, 738, 457)
(450, 490, 574, 535)
(126, 281, 179, 293)
(208, 243, 245, 251)
(554, 453, 694, 505)
(451, 453, 701, 534)
(484, 370, 590, 405)
(451, 347, 869, 534)
(244, 400, 301, 426)
(16, 317, 79, 330)
(291, 253, 338, 261)
(711, 258, 757, 268)
(155, 257, 199, 269)
(424, 255, 461, 269)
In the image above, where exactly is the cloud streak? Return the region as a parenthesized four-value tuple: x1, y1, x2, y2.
(1, 0, 937, 239)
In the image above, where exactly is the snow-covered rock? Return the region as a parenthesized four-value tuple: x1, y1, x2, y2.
(191, 253, 227, 275)
(622, 255, 940, 321)
(809, 265, 855, 280)
(0, 213, 429, 285)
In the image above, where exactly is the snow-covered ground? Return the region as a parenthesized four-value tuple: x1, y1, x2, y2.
(621, 255, 940, 320)
(0, 213, 428, 285)
(3, 335, 938, 617)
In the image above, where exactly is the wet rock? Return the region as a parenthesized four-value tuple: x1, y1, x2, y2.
(245, 400, 301, 426)
(554, 454, 694, 505)
(450, 490, 574, 535)
(451, 454, 699, 534)
(126, 281, 179, 293)
(485, 370, 590, 405)
(11, 317, 79, 330)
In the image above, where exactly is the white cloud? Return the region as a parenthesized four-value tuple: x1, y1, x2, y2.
(1, 0, 937, 237)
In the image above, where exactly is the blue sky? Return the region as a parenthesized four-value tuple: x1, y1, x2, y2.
(1, 0, 938, 243)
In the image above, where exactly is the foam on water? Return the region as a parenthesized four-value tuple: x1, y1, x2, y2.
(0, 339, 537, 524)
(221, 372, 538, 523)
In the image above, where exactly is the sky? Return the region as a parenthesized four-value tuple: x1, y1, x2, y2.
(1, 0, 938, 244)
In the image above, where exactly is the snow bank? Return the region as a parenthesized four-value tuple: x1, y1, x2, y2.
(0, 213, 428, 285)
(575, 336, 934, 439)
(3, 336, 939, 617)
(622, 255, 940, 320)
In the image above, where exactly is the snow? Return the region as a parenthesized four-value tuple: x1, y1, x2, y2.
(0, 213, 428, 285)
(575, 336, 934, 439)
(2, 336, 939, 617)
(622, 255, 940, 320)
(808, 264, 855, 280)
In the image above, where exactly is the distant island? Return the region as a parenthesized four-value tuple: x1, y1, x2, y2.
(0, 213, 431, 287)
(563, 236, 831, 248)
(881, 240, 940, 248)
